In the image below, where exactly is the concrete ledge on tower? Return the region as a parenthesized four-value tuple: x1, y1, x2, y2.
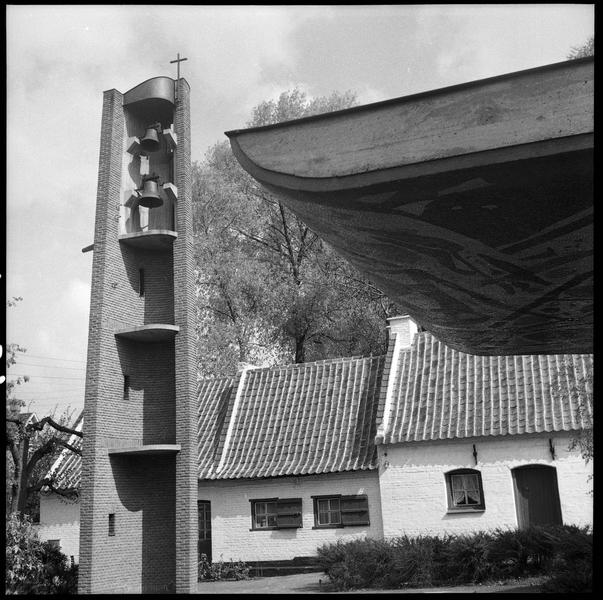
(114, 324, 180, 342)
(126, 137, 141, 155)
(162, 125, 177, 149)
(107, 444, 181, 456)
(118, 230, 178, 249)
(162, 182, 178, 202)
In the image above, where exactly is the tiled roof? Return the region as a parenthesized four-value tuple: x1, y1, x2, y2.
(47, 330, 593, 488)
(381, 332, 593, 444)
(197, 355, 386, 480)
(45, 412, 84, 491)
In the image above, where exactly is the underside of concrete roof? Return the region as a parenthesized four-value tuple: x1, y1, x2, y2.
(226, 57, 593, 357)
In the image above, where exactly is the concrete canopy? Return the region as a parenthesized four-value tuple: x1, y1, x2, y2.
(226, 58, 593, 356)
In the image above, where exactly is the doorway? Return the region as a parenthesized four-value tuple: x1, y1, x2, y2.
(198, 500, 212, 563)
(512, 465, 562, 528)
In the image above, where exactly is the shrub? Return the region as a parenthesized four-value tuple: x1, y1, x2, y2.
(540, 525, 592, 593)
(318, 536, 446, 590)
(316, 525, 592, 591)
(6, 513, 46, 594)
(486, 525, 559, 578)
(198, 554, 250, 581)
(5, 513, 78, 594)
(39, 541, 79, 594)
(437, 531, 494, 584)
(317, 539, 381, 589)
(384, 535, 444, 588)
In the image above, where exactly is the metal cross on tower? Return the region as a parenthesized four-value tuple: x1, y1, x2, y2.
(170, 53, 188, 101)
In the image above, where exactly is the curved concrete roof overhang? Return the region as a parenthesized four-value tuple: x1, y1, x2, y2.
(226, 58, 593, 357)
(123, 76, 176, 106)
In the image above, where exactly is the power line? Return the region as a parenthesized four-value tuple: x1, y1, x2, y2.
(15, 390, 85, 395)
(15, 396, 84, 402)
(8, 390, 85, 395)
(7, 373, 85, 381)
(12, 390, 85, 395)
(14, 361, 86, 371)
(15, 354, 86, 364)
(15, 389, 85, 394)
(8, 378, 85, 384)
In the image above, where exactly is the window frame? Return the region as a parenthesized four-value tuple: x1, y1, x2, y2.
(314, 496, 342, 528)
(312, 494, 370, 529)
(198, 500, 211, 541)
(445, 468, 486, 513)
(250, 497, 303, 531)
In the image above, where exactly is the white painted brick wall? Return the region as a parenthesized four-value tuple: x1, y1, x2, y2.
(38, 493, 81, 563)
(35, 432, 592, 566)
(378, 431, 592, 538)
(198, 470, 383, 563)
(386, 315, 418, 349)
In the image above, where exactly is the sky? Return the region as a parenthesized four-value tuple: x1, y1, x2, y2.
(5, 4, 594, 419)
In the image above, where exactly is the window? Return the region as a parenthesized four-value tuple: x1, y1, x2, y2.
(316, 497, 341, 526)
(198, 501, 211, 541)
(108, 513, 116, 536)
(250, 498, 302, 530)
(47, 539, 61, 549)
(312, 494, 370, 528)
(138, 269, 145, 297)
(123, 375, 130, 401)
(445, 469, 485, 511)
(253, 499, 277, 528)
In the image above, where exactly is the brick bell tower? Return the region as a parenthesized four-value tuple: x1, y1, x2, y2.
(78, 68, 198, 593)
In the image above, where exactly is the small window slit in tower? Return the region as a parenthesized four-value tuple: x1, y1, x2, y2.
(139, 268, 145, 297)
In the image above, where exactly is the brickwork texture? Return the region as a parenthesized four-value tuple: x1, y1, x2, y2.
(78, 78, 196, 594)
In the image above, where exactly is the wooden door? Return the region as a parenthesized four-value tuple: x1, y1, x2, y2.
(512, 465, 562, 528)
(198, 501, 212, 563)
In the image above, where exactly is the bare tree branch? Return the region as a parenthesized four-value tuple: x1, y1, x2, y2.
(233, 227, 281, 254)
(278, 202, 301, 284)
(8, 438, 20, 470)
(25, 439, 61, 478)
(58, 440, 82, 456)
(27, 416, 83, 438)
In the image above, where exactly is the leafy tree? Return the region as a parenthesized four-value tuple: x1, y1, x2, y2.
(193, 89, 399, 376)
(551, 357, 593, 493)
(567, 35, 594, 59)
(5, 298, 82, 516)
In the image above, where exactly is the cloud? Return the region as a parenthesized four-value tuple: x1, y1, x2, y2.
(355, 85, 389, 106)
(65, 279, 92, 316)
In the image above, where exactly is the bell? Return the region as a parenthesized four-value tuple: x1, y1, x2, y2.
(140, 127, 160, 152)
(138, 179, 163, 208)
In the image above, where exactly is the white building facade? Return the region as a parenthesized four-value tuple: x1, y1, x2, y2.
(198, 470, 383, 563)
(377, 432, 592, 538)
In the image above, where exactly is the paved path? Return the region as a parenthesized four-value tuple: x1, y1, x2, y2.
(197, 573, 544, 594)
